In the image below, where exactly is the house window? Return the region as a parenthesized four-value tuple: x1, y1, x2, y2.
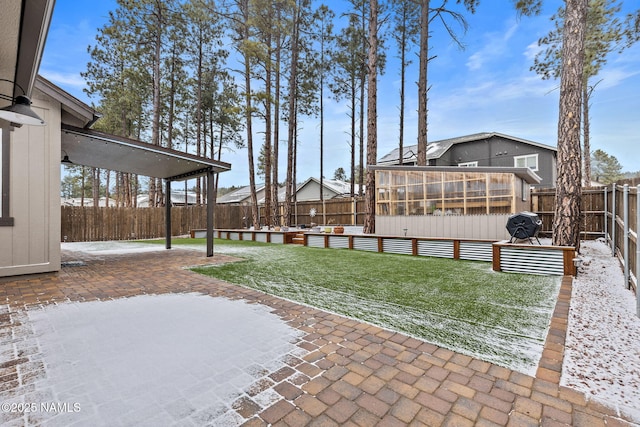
(458, 161, 478, 167)
(514, 154, 538, 171)
(521, 181, 530, 202)
(0, 125, 13, 226)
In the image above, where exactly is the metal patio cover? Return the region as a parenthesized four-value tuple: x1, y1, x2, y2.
(61, 124, 231, 257)
(61, 124, 230, 180)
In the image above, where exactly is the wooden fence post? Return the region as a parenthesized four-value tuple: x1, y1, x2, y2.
(603, 186, 608, 242)
(612, 185, 617, 256)
(636, 184, 640, 317)
(453, 240, 460, 260)
(623, 184, 629, 289)
(492, 243, 501, 272)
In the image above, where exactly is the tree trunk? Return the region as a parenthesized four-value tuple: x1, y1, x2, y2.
(119, 107, 128, 207)
(215, 122, 224, 197)
(285, 2, 301, 227)
(417, 0, 429, 166)
(264, 46, 273, 228)
(350, 85, 356, 197)
(196, 28, 203, 206)
(552, 0, 587, 250)
(241, 0, 260, 229)
(358, 3, 366, 196)
(123, 173, 130, 207)
(149, 3, 163, 207)
(272, 9, 282, 227)
(105, 170, 110, 206)
(363, 0, 378, 235)
(582, 84, 591, 186)
(167, 42, 177, 151)
(319, 20, 325, 219)
(92, 167, 100, 207)
(399, 8, 407, 166)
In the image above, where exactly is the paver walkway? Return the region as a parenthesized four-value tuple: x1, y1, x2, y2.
(0, 247, 637, 426)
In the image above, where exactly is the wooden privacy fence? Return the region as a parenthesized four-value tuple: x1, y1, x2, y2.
(62, 191, 608, 241)
(531, 187, 606, 239)
(258, 198, 366, 227)
(60, 205, 243, 242)
(60, 199, 364, 242)
(532, 185, 638, 312)
(606, 184, 639, 315)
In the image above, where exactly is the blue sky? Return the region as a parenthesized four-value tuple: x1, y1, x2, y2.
(41, 0, 640, 188)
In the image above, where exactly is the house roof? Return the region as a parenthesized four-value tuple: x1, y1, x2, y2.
(35, 75, 101, 127)
(378, 132, 557, 165)
(14, 76, 232, 182)
(217, 184, 286, 204)
(298, 177, 360, 197)
(137, 191, 199, 207)
(37, 77, 231, 182)
(217, 178, 359, 204)
(0, 1, 54, 106)
(216, 184, 266, 204)
(256, 186, 288, 204)
(370, 165, 542, 184)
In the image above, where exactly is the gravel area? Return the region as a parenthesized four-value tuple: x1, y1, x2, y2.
(563, 239, 640, 421)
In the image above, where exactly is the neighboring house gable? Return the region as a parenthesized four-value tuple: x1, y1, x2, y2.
(378, 132, 557, 187)
(256, 186, 287, 204)
(217, 184, 266, 204)
(218, 178, 357, 204)
(292, 178, 357, 202)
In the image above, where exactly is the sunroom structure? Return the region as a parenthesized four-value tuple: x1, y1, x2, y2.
(370, 166, 541, 240)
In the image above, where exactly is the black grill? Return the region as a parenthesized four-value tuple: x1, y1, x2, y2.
(506, 211, 542, 244)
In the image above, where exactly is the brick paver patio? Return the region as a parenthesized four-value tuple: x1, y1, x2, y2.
(0, 247, 637, 426)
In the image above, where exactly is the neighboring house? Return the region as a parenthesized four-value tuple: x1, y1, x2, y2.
(256, 186, 287, 205)
(378, 132, 557, 188)
(62, 197, 117, 207)
(217, 178, 358, 205)
(294, 178, 360, 201)
(136, 191, 198, 207)
(216, 184, 266, 205)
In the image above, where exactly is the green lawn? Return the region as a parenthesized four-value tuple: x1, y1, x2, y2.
(148, 238, 561, 373)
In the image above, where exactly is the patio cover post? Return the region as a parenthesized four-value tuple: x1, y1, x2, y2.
(207, 168, 214, 257)
(166, 179, 172, 250)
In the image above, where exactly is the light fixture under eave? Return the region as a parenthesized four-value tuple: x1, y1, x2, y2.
(61, 150, 73, 165)
(0, 95, 46, 126)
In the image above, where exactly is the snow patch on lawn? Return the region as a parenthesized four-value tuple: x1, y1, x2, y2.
(563, 239, 640, 421)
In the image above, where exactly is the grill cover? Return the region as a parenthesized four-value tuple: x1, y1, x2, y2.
(506, 211, 542, 241)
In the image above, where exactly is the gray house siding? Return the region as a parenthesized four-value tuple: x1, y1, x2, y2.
(380, 133, 557, 188)
(441, 136, 556, 187)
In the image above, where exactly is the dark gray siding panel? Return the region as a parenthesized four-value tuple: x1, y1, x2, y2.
(444, 136, 555, 187)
